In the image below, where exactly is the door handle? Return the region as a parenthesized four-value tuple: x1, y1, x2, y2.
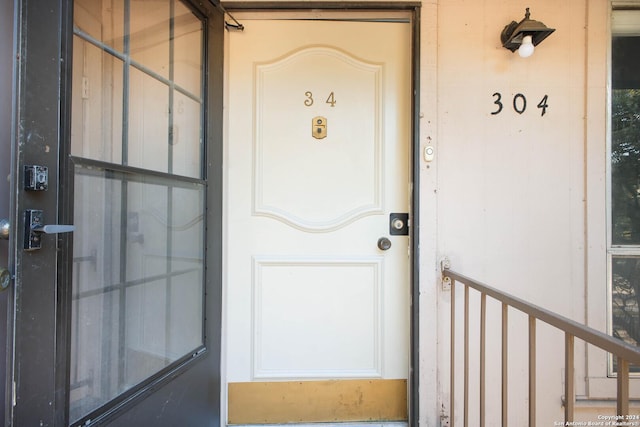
(24, 210, 75, 251)
(33, 224, 76, 234)
(0, 268, 10, 291)
(0, 220, 13, 290)
(0, 218, 8, 240)
(377, 237, 392, 251)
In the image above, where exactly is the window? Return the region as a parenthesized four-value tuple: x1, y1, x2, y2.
(70, 0, 206, 422)
(610, 9, 640, 370)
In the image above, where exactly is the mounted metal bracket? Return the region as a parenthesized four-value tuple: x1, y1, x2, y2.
(441, 257, 452, 291)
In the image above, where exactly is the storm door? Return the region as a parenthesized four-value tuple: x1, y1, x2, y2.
(9, 1, 223, 425)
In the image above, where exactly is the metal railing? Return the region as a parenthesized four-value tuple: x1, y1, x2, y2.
(442, 265, 640, 426)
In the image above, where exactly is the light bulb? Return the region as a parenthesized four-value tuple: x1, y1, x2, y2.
(518, 35, 535, 58)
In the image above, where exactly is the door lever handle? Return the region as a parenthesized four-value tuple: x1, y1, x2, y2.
(24, 209, 75, 251)
(33, 224, 76, 234)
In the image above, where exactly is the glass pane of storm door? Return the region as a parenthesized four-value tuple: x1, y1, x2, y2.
(70, 0, 205, 422)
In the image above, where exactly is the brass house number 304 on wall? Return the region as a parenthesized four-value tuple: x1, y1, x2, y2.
(305, 91, 336, 140)
(491, 92, 549, 116)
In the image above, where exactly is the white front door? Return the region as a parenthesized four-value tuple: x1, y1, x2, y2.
(225, 14, 412, 424)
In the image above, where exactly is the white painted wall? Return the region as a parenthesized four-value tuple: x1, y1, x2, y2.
(421, 0, 627, 425)
(434, 0, 589, 418)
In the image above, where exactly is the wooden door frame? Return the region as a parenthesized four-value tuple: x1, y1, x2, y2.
(221, 2, 421, 423)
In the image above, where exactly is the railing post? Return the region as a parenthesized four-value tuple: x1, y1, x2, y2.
(480, 293, 486, 427)
(450, 279, 456, 427)
(443, 267, 640, 427)
(502, 303, 508, 427)
(464, 285, 469, 427)
(529, 316, 536, 427)
(564, 333, 575, 422)
(617, 357, 629, 417)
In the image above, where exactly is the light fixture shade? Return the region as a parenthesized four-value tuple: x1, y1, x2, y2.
(501, 8, 555, 53)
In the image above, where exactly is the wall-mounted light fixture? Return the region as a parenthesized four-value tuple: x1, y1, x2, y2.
(501, 8, 555, 58)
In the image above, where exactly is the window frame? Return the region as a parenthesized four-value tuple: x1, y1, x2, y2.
(607, 4, 640, 379)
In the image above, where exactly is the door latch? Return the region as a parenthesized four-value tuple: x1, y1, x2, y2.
(24, 209, 75, 251)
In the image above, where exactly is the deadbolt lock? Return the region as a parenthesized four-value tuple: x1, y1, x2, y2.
(312, 116, 327, 139)
(390, 213, 409, 236)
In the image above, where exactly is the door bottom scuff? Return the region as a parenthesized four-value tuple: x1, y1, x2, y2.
(228, 379, 408, 424)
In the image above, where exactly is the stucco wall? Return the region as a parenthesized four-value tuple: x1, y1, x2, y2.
(422, 0, 619, 425)
(433, 1, 587, 316)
